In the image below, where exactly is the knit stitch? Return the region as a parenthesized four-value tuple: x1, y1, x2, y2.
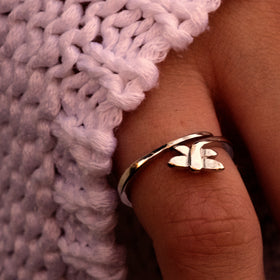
(0, 1, 221, 279)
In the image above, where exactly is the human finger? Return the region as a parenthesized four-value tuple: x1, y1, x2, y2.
(204, 0, 280, 226)
(114, 50, 264, 279)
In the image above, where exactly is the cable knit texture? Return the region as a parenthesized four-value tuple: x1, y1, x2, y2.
(0, 1, 221, 279)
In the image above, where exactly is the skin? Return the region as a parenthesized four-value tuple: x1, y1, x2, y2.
(115, 0, 280, 279)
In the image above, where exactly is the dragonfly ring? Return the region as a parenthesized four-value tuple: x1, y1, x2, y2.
(118, 131, 233, 207)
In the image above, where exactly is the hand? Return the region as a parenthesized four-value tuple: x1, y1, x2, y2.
(115, 1, 280, 279)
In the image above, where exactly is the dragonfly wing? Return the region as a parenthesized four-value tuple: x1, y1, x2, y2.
(173, 145, 190, 156)
(202, 148, 218, 157)
(168, 155, 189, 168)
(203, 158, 224, 170)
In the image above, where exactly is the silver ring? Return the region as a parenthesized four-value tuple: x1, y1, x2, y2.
(118, 132, 233, 207)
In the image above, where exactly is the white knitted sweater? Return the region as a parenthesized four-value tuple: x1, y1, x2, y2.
(0, 1, 221, 279)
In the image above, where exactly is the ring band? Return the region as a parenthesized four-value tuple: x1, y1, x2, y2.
(118, 132, 233, 207)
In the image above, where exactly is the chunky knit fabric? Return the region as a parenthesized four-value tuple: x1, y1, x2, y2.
(0, 1, 221, 279)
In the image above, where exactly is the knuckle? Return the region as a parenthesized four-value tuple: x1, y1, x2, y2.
(160, 185, 262, 264)
(158, 215, 262, 277)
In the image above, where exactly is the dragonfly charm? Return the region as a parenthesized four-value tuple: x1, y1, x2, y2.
(168, 140, 225, 171)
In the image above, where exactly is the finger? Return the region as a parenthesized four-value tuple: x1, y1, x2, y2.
(206, 0, 280, 225)
(114, 51, 264, 279)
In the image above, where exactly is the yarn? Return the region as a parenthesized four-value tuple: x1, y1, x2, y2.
(0, 1, 220, 279)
